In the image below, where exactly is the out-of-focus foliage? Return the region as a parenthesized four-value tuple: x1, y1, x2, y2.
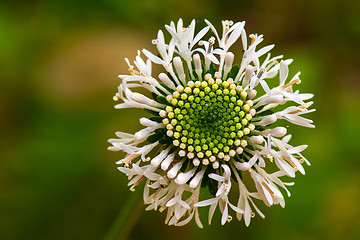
(1, 0, 359, 239)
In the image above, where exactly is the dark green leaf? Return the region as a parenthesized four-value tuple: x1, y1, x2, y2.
(155, 128, 166, 134)
(208, 178, 218, 196)
(229, 64, 240, 79)
(144, 109, 160, 116)
(157, 95, 170, 105)
(147, 130, 166, 143)
(159, 136, 173, 144)
(159, 82, 174, 93)
(149, 116, 163, 123)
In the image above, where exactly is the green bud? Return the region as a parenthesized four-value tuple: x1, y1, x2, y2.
(171, 119, 178, 126)
(241, 118, 248, 126)
(181, 93, 188, 100)
(175, 125, 182, 132)
(195, 145, 202, 152)
(188, 145, 194, 152)
(197, 152, 204, 158)
(205, 150, 212, 157)
(240, 91, 247, 99)
(230, 89, 236, 96)
(212, 147, 219, 154)
(171, 99, 178, 106)
(243, 104, 250, 112)
(245, 114, 252, 121)
(168, 112, 175, 119)
(243, 128, 250, 135)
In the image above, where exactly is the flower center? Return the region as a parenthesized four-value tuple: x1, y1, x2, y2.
(161, 73, 255, 169)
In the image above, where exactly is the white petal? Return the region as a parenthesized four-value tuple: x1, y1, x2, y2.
(192, 26, 210, 46)
(194, 197, 217, 207)
(224, 22, 244, 50)
(229, 202, 244, 214)
(244, 198, 251, 226)
(208, 173, 224, 182)
(179, 199, 190, 209)
(279, 60, 289, 86)
(207, 54, 220, 65)
(288, 145, 308, 154)
(275, 158, 295, 178)
(221, 201, 229, 225)
(189, 168, 205, 188)
(142, 49, 163, 65)
(208, 201, 218, 225)
(166, 197, 178, 207)
(255, 44, 275, 59)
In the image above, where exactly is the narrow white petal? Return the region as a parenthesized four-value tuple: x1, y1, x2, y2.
(279, 60, 289, 86)
(208, 173, 224, 182)
(194, 197, 217, 207)
(142, 49, 163, 65)
(221, 201, 229, 225)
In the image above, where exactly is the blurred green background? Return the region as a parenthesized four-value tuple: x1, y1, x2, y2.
(1, 0, 360, 239)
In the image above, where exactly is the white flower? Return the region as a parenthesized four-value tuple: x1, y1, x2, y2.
(108, 19, 315, 227)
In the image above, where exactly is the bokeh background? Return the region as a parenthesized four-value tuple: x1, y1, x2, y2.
(1, 0, 360, 239)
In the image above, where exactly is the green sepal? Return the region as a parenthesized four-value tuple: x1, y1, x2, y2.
(167, 71, 184, 87)
(230, 165, 242, 182)
(144, 109, 160, 116)
(155, 87, 167, 97)
(166, 72, 177, 86)
(157, 95, 170, 105)
(159, 136, 173, 144)
(180, 158, 191, 173)
(191, 61, 200, 81)
(206, 62, 217, 76)
(228, 64, 240, 79)
(256, 109, 275, 117)
(147, 128, 166, 143)
(201, 172, 209, 188)
(201, 61, 207, 79)
(149, 116, 163, 123)
(155, 128, 166, 134)
(208, 178, 218, 196)
(159, 82, 174, 94)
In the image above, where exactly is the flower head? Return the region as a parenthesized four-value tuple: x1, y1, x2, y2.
(108, 19, 315, 227)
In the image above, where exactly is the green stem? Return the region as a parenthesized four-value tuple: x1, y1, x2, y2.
(103, 189, 143, 240)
